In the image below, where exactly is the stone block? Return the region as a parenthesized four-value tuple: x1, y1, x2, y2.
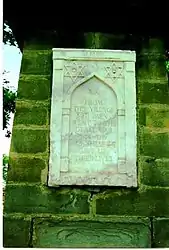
(17, 75, 51, 100)
(139, 105, 169, 128)
(140, 157, 169, 187)
(33, 217, 151, 248)
(153, 217, 169, 247)
(11, 129, 48, 153)
(4, 185, 90, 214)
(139, 82, 169, 104)
(14, 106, 48, 126)
(140, 129, 169, 158)
(3, 216, 31, 247)
(7, 156, 46, 182)
(137, 55, 167, 79)
(20, 50, 52, 75)
(95, 187, 169, 216)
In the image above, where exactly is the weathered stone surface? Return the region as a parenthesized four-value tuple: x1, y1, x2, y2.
(8, 156, 46, 182)
(95, 187, 169, 216)
(11, 129, 48, 153)
(137, 38, 167, 80)
(84, 33, 126, 50)
(14, 106, 48, 125)
(137, 55, 167, 80)
(139, 82, 169, 104)
(3, 216, 31, 247)
(139, 104, 169, 128)
(49, 49, 137, 187)
(20, 50, 52, 75)
(33, 217, 151, 248)
(4, 185, 90, 214)
(17, 75, 51, 100)
(140, 129, 169, 158)
(153, 217, 169, 247)
(140, 157, 169, 187)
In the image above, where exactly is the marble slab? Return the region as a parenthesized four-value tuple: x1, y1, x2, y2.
(49, 49, 137, 187)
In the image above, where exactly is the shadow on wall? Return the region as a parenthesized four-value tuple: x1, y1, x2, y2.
(166, 50, 169, 84)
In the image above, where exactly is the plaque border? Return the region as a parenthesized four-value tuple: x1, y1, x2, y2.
(49, 49, 137, 187)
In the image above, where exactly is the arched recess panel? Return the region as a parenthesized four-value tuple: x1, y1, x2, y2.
(69, 75, 118, 173)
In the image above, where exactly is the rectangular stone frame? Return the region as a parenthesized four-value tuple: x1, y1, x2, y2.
(49, 49, 137, 187)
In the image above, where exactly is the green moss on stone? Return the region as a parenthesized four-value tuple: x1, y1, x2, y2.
(84, 33, 109, 49)
(24, 42, 53, 50)
(139, 105, 169, 128)
(4, 185, 90, 214)
(146, 107, 169, 128)
(140, 130, 169, 158)
(137, 38, 167, 79)
(149, 56, 167, 78)
(32, 215, 150, 223)
(21, 50, 52, 75)
(153, 217, 169, 247)
(137, 55, 167, 80)
(14, 107, 48, 126)
(11, 129, 48, 153)
(3, 216, 31, 247)
(139, 82, 169, 104)
(84, 33, 126, 49)
(17, 75, 51, 100)
(139, 107, 146, 126)
(7, 156, 46, 182)
(33, 218, 151, 248)
(147, 38, 165, 53)
(95, 187, 169, 216)
(139, 157, 169, 187)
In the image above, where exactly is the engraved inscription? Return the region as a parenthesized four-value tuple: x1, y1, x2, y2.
(85, 51, 98, 57)
(69, 76, 118, 173)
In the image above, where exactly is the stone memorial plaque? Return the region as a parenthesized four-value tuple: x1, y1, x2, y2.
(49, 49, 137, 187)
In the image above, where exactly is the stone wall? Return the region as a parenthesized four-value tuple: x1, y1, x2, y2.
(3, 33, 169, 248)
